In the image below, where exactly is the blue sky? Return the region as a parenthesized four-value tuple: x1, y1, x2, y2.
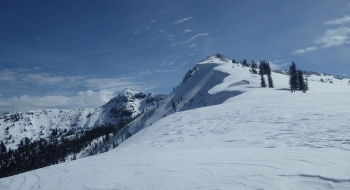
(1, 0, 350, 113)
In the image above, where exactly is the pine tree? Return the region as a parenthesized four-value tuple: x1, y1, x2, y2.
(261, 74, 267, 87)
(289, 62, 298, 92)
(267, 73, 274, 88)
(0, 141, 6, 155)
(297, 70, 308, 92)
(265, 62, 274, 88)
(251, 60, 258, 74)
(259, 61, 267, 87)
(242, 59, 248, 67)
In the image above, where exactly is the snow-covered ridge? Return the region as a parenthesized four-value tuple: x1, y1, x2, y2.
(1, 55, 350, 189)
(0, 89, 166, 151)
(120, 56, 350, 138)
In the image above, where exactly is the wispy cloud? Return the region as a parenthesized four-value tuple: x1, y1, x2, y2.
(183, 29, 194, 33)
(160, 61, 176, 66)
(325, 15, 350, 25)
(36, 36, 53, 49)
(174, 16, 193, 25)
(315, 27, 350, 47)
(172, 33, 208, 46)
(188, 44, 197, 48)
(159, 30, 166, 33)
(139, 71, 152, 75)
(154, 69, 179, 73)
(150, 19, 155, 24)
(168, 61, 176, 65)
(134, 30, 139, 34)
(293, 46, 318, 55)
(0, 69, 157, 92)
(293, 15, 350, 55)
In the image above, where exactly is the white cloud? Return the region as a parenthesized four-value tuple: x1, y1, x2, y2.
(159, 30, 165, 33)
(168, 61, 176, 65)
(293, 25, 350, 54)
(188, 44, 197, 48)
(325, 15, 350, 25)
(293, 46, 318, 55)
(268, 60, 290, 70)
(0, 69, 158, 113)
(181, 62, 187, 65)
(0, 90, 115, 113)
(173, 16, 193, 25)
(315, 27, 350, 47)
(172, 33, 208, 46)
(134, 31, 139, 34)
(0, 69, 18, 83)
(183, 29, 194, 33)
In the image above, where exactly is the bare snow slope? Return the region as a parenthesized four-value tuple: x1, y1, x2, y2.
(1, 57, 350, 189)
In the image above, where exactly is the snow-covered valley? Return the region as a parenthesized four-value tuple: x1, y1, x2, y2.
(1, 56, 350, 189)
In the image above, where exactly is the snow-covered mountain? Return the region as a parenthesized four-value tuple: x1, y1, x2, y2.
(1, 55, 350, 189)
(0, 89, 166, 151)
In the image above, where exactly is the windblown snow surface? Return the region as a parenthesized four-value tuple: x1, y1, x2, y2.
(1, 57, 350, 189)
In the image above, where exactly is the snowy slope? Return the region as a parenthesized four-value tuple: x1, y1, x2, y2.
(1, 56, 350, 189)
(0, 89, 166, 151)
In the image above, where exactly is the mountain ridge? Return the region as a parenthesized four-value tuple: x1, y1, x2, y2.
(0, 89, 166, 151)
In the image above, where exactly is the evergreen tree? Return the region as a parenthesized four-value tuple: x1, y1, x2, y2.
(0, 141, 6, 155)
(267, 73, 274, 88)
(259, 61, 267, 87)
(171, 99, 176, 113)
(266, 62, 274, 88)
(260, 74, 267, 87)
(251, 60, 258, 74)
(242, 59, 248, 67)
(297, 70, 308, 92)
(289, 62, 298, 92)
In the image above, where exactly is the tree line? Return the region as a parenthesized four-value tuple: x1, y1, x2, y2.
(231, 58, 308, 92)
(0, 118, 134, 178)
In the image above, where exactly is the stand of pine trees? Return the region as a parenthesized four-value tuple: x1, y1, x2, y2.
(289, 62, 308, 92)
(259, 60, 274, 88)
(0, 119, 134, 178)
